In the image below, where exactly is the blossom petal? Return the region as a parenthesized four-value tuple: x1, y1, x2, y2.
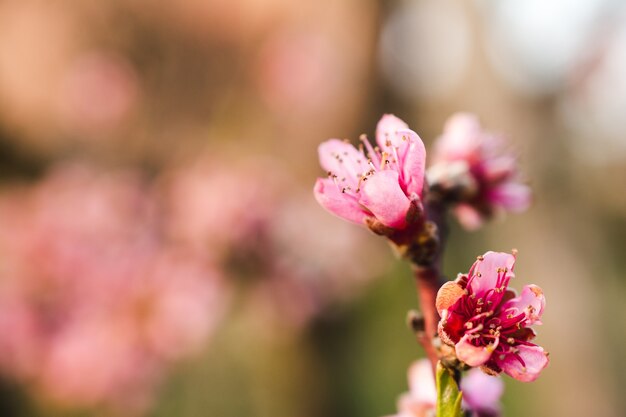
(461, 368, 503, 412)
(397, 129, 426, 197)
(313, 178, 369, 225)
(489, 182, 531, 213)
(455, 334, 497, 367)
(434, 113, 482, 161)
(469, 251, 516, 296)
(407, 359, 437, 406)
(496, 345, 549, 382)
(502, 284, 545, 325)
(376, 114, 409, 149)
(318, 139, 366, 188)
(358, 170, 410, 229)
(454, 204, 484, 231)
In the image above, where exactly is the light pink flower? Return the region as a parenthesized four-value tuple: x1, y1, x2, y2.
(436, 251, 549, 382)
(314, 114, 426, 230)
(387, 359, 503, 417)
(428, 113, 531, 230)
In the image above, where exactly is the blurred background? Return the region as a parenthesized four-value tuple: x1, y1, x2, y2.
(0, 0, 624, 416)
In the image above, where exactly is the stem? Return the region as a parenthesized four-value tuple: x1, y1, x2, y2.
(410, 197, 449, 371)
(414, 265, 441, 369)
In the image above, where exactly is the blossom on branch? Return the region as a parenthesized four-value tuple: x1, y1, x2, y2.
(314, 114, 426, 231)
(427, 113, 531, 230)
(436, 251, 549, 382)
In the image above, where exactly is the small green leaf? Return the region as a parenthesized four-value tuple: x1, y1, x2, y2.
(436, 362, 463, 417)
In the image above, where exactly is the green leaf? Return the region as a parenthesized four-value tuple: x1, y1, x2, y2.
(436, 362, 463, 417)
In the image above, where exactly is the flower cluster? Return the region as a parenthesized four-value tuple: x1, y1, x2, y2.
(436, 251, 549, 382)
(428, 113, 531, 230)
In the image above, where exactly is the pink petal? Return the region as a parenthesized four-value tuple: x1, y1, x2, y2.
(469, 251, 516, 296)
(376, 114, 409, 149)
(313, 178, 369, 225)
(407, 359, 437, 406)
(481, 155, 516, 183)
(455, 334, 497, 367)
(488, 182, 531, 213)
(434, 113, 481, 161)
(496, 345, 549, 382)
(318, 139, 367, 189)
(454, 204, 484, 231)
(396, 129, 426, 197)
(461, 368, 503, 412)
(501, 284, 545, 325)
(396, 393, 432, 417)
(358, 170, 410, 229)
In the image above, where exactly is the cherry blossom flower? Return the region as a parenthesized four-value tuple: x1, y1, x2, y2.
(314, 114, 426, 231)
(428, 113, 531, 230)
(436, 251, 549, 382)
(386, 359, 503, 417)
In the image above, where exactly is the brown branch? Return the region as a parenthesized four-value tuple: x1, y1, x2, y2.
(413, 264, 441, 370)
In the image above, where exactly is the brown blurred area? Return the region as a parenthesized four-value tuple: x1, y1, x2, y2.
(0, 1, 625, 417)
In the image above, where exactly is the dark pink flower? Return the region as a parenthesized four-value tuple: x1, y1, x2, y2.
(428, 113, 531, 230)
(314, 114, 426, 230)
(436, 251, 548, 382)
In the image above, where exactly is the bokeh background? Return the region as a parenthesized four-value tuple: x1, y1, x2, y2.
(0, 0, 625, 416)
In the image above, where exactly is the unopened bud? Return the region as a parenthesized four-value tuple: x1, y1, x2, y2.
(406, 310, 425, 334)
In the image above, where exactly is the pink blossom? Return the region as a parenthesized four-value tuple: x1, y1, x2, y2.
(386, 359, 503, 417)
(436, 251, 549, 382)
(428, 113, 531, 230)
(314, 114, 426, 230)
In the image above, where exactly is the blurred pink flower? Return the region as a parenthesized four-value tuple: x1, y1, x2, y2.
(428, 113, 531, 230)
(436, 251, 549, 382)
(391, 359, 436, 417)
(314, 114, 426, 230)
(158, 155, 282, 257)
(56, 51, 139, 135)
(387, 359, 503, 417)
(256, 29, 339, 115)
(461, 368, 504, 416)
(0, 163, 226, 413)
